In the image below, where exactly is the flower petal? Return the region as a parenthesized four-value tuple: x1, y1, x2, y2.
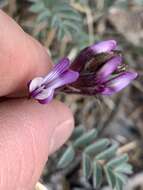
(101, 71, 137, 95)
(71, 47, 93, 71)
(42, 57, 70, 84)
(96, 56, 122, 82)
(38, 90, 54, 104)
(35, 87, 54, 101)
(38, 95, 54, 104)
(71, 40, 117, 72)
(90, 40, 117, 53)
(30, 70, 79, 104)
(48, 70, 79, 89)
(29, 77, 43, 92)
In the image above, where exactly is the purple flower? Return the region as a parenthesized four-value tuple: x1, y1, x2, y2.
(28, 58, 79, 104)
(71, 40, 117, 72)
(100, 71, 137, 95)
(64, 40, 137, 96)
(28, 40, 137, 104)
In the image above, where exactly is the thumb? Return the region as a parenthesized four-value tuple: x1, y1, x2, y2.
(0, 98, 74, 190)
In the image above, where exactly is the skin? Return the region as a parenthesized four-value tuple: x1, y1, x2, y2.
(0, 10, 74, 190)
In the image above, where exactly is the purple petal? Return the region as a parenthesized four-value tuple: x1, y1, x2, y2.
(42, 57, 70, 84)
(29, 77, 43, 92)
(71, 47, 94, 71)
(96, 56, 122, 82)
(38, 97, 53, 104)
(101, 71, 138, 95)
(71, 40, 117, 72)
(48, 70, 79, 89)
(30, 70, 79, 104)
(38, 90, 54, 104)
(90, 40, 117, 53)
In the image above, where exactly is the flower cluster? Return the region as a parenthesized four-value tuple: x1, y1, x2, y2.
(28, 40, 137, 104)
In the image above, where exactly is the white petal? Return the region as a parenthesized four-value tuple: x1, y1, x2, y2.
(29, 77, 43, 92)
(35, 88, 54, 100)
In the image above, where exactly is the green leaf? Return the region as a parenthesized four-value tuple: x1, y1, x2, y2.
(63, 20, 81, 33)
(51, 15, 60, 28)
(96, 142, 118, 160)
(57, 145, 75, 168)
(73, 129, 98, 148)
(85, 138, 110, 155)
(115, 163, 133, 174)
(42, 0, 66, 7)
(93, 161, 103, 189)
(57, 27, 65, 40)
(106, 154, 128, 168)
(70, 126, 85, 141)
(59, 12, 82, 22)
(29, 0, 83, 42)
(82, 153, 92, 179)
(37, 10, 51, 22)
(115, 172, 127, 184)
(53, 3, 77, 13)
(104, 0, 115, 8)
(29, 2, 45, 13)
(115, 173, 127, 190)
(104, 167, 116, 188)
(116, 176, 124, 190)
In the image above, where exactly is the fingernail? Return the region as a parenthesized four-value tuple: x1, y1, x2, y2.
(49, 119, 74, 154)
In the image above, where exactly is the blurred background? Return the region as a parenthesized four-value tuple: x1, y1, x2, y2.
(1, 0, 143, 189)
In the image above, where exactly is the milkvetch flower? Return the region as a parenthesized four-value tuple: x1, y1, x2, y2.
(28, 40, 137, 104)
(64, 40, 137, 96)
(28, 58, 79, 104)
